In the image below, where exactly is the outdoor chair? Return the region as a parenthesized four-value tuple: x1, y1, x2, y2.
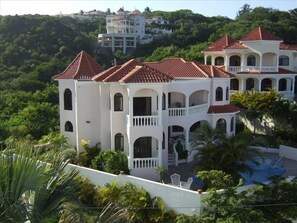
(181, 177, 193, 189)
(170, 173, 181, 187)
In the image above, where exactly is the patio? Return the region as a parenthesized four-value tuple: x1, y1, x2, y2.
(162, 152, 297, 190)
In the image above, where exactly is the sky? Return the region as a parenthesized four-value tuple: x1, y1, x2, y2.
(0, 0, 296, 19)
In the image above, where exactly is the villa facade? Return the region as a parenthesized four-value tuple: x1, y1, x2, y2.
(202, 27, 297, 101)
(98, 8, 152, 54)
(54, 52, 239, 180)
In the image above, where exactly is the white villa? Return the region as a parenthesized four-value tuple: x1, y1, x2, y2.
(98, 8, 152, 54)
(202, 27, 297, 101)
(54, 52, 239, 180)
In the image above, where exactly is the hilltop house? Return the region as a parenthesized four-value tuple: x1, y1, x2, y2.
(98, 8, 152, 54)
(54, 52, 239, 180)
(202, 27, 297, 101)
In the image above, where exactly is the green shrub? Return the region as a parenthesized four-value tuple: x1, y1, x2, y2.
(91, 149, 129, 175)
(75, 140, 100, 167)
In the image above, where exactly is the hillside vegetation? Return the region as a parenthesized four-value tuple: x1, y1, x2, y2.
(0, 5, 296, 141)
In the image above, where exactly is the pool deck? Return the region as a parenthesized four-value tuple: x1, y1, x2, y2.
(163, 152, 297, 188)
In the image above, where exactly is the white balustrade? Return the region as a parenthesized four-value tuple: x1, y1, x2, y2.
(228, 66, 278, 72)
(133, 157, 159, 168)
(168, 108, 186, 116)
(132, 115, 159, 126)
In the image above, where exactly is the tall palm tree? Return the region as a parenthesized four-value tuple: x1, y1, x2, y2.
(192, 125, 264, 180)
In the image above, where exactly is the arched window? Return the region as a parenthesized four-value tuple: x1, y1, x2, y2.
(246, 78, 255, 91)
(226, 87, 229, 100)
(229, 55, 241, 66)
(215, 57, 224, 66)
(216, 118, 226, 133)
(279, 55, 289, 66)
(231, 79, 239, 90)
(65, 121, 73, 132)
(279, 78, 287, 91)
(230, 117, 234, 132)
(247, 55, 256, 66)
(115, 133, 124, 151)
(64, 89, 72, 110)
(215, 87, 223, 101)
(114, 93, 123, 111)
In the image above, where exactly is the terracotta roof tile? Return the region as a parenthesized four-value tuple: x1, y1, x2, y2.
(119, 65, 173, 83)
(208, 104, 240, 114)
(225, 41, 247, 49)
(54, 51, 104, 80)
(145, 58, 233, 78)
(240, 27, 283, 41)
(202, 35, 237, 52)
(237, 68, 297, 75)
(93, 59, 173, 83)
(280, 43, 297, 50)
(92, 65, 121, 81)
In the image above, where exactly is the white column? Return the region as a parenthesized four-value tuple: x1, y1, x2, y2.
(185, 95, 189, 115)
(185, 128, 189, 152)
(204, 55, 207, 65)
(158, 139, 163, 167)
(226, 55, 229, 72)
(275, 78, 279, 92)
(276, 53, 279, 71)
(158, 92, 162, 125)
(128, 142, 134, 169)
(259, 54, 262, 71)
(128, 89, 133, 127)
(241, 54, 245, 71)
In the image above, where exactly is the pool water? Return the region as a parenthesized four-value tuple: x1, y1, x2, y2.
(240, 157, 286, 185)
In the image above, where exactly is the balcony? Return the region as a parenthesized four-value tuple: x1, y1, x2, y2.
(128, 157, 159, 169)
(126, 115, 160, 127)
(169, 103, 208, 117)
(228, 66, 278, 73)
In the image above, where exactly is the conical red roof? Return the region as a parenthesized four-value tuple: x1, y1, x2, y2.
(240, 27, 283, 41)
(54, 51, 104, 80)
(202, 35, 238, 52)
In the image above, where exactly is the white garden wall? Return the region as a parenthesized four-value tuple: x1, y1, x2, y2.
(67, 164, 204, 215)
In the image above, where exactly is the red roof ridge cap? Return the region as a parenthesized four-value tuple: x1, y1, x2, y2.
(192, 63, 209, 78)
(119, 65, 143, 83)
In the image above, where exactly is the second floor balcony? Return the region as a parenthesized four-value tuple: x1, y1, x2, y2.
(228, 66, 278, 73)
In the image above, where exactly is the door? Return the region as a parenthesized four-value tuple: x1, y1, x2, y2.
(133, 97, 151, 116)
(134, 137, 152, 158)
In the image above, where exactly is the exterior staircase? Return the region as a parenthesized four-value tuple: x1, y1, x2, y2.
(168, 153, 175, 166)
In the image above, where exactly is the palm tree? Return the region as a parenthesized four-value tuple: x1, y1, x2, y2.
(192, 125, 264, 180)
(0, 149, 83, 222)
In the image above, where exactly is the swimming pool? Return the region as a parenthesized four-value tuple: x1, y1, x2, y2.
(240, 157, 286, 185)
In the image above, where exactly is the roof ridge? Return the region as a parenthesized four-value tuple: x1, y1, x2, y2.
(191, 62, 209, 78)
(104, 59, 140, 82)
(119, 65, 143, 82)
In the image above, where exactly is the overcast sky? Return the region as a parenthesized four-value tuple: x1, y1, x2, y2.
(0, 0, 296, 19)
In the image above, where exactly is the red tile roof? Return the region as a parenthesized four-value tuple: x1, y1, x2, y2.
(225, 41, 247, 49)
(208, 104, 240, 114)
(280, 43, 297, 50)
(202, 35, 237, 52)
(237, 68, 297, 75)
(240, 27, 283, 41)
(93, 59, 173, 83)
(54, 51, 104, 80)
(146, 58, 234, 78)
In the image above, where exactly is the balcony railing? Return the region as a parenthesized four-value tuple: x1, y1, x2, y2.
(228, 66, 278, 73)
(132, 115, 159, 126)
(188, 103, 208, 115)
(169, 103, 208, 117)
(168, 108, 186, 116)
(133, 157, 159, 169)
